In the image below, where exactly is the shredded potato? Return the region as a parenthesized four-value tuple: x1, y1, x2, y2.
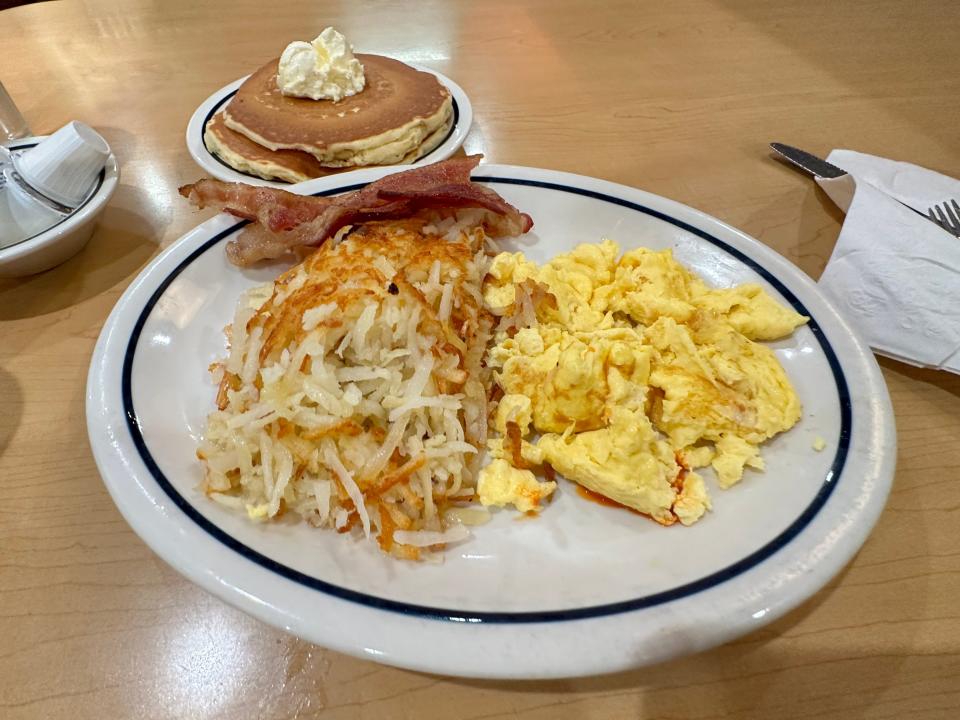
(197, 214, 494, 560)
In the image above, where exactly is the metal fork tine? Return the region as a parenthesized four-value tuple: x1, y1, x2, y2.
(945, 201, 960, 232)
(952, 199, 960, 217)
(925, 205, 958, 236)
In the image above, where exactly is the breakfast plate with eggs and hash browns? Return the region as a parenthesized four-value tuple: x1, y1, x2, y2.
(87, 159, 895, 679)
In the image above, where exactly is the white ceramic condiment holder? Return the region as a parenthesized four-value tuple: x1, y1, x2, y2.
(13, 121, 109, 208)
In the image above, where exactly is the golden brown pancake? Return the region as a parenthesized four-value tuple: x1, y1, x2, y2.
(204, 111, 347, 183)
(223, 54, 452, 168)
(205, 109, 454, 183)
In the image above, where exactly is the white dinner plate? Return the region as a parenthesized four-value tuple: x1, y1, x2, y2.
(185, 67, 472, 188)
(86, 164, 895, 679)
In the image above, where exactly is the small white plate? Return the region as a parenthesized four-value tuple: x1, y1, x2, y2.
(86, 165, 895, 679)
(185, 66, 472, 187)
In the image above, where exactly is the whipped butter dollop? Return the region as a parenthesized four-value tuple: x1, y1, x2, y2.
(277, 27, 365, 102)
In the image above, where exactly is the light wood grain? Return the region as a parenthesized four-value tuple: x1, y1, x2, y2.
(2, 0, 959, 717)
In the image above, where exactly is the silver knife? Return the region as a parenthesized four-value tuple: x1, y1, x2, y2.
(769, 143, 847, 179)
(770, 142, 960, 236)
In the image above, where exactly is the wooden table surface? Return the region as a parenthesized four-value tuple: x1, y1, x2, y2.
(3, 0, 959, 717)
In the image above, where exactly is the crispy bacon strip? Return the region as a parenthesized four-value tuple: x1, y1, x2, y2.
(179, 178, 331, 232)
(178, 155, 534, 266)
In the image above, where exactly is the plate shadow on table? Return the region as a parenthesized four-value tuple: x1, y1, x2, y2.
(879, 357, 960, 403)
(0, 185, 159, 321)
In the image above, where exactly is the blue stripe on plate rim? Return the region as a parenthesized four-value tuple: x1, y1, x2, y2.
(120, 176, 852, 624)
(2, 141, 107, 250)
(201, 88, 461, 179)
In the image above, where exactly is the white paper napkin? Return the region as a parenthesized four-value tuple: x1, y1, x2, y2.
(815, 150, 960, 373)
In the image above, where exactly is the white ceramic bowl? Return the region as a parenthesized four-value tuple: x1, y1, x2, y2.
(0, 136, 119, 277)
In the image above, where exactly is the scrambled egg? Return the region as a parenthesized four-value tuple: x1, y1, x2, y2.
(478, 459, 556, 513)
(489, 326, 650, 433)
(479, 239, 807, 526)
(537, 407, 689, 525)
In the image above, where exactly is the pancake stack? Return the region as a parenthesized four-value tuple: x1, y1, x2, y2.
(204, 54, 453, 183)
